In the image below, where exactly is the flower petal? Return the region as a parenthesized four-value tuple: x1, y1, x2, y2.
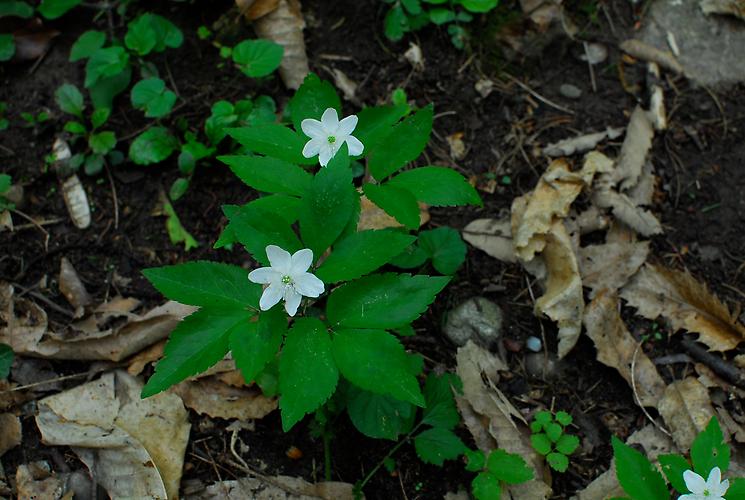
(714, 478, 730, 497)
(248, 267, 280, 285)
(259, 284, 283, 311)
(302, 138, 321, 158)
(294, 272, 325, 297)
(266, 245, 291, 273)
(321, 108, 339, 131)
(284, 288, 302, 316)
(318, 145, 334, 167)
(290, 248, 314, 274)
(677, 495, 698, 500)
(684, 470, 707, 494)
(345, 135, 364, 156)
(337, 114, 358, 136)
(301, 118, 325, 139)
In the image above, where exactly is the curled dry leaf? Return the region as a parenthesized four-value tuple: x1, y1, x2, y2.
(61, 174, 91, 229)
(0, 412, 22, 456)
(658, 377, 719, 450)
(627, 162, 657, 207)
(619, 39, 684, 74)
(36, 371, 190, 500)
(612, 106, 655, 191)
(188, 475, 357, 500)
(446, 132, 467, 160)
(621, 264, 745, 351)
(592, 175, 662, 236)
(173, 377, 277, 420)
(462, 217, 517, 263)
(15, 462, 69, 500)
(543, 127, 624, 157)
(235, 0, 280, 20)
(357, 194, 429, 231)
(583, 291, 666, 408)
(700, 0, 745, 21)
(253, 0, 309, 89)
(578, 241, 649, 298)
(58, 257, 91, 315)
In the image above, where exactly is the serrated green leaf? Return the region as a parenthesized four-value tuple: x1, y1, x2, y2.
(232, 39, 283, 78)
(555, 434, 579, 455)
(346, 384, 416, 440)
(70, 30, 105, 62)
(244, 195, 301, 225)
(227, 124, 313, 165)
(231, 308, 285, 384)
(388, 166, 482, 206)
(418, 227, 466, 275)
(0, 343, 13, 379)
(55, 84, 84, 118)
(363, 182, 420, 229)
(546, 422, 563, 442)
(143, 261, 261, 309)
(472, 471, 501, 500)
(0, 35, 15, 62)
(220, 155, 311, 197)
(531, 433, 552, 455)
(612, 436, 669, 500)
(390, 242, 429, 269)
(316, 229, 416, 283)
(691, 417, 729, 477)
(368, 105, 433, 180)
(555, 410, 572, 426)
(131, 78, 177, 118)
(354, 105, 408, 153)
(546, 452, 569, 472)
(141, 308, 251, 397)
(465, 449, 486, 472)
(129, 126, 179, 165)
(327, 273, 450, 329)
(487, 449, 533, 484)
(414, 427, 466, 466)
(288, 73, 341, 135)
(38, 0, 81, 19)
(279, 317, 338, 431)
(659, 453, 690, 494)
(421, 372, 461, 429)
(0, 1, 34, 18)
(534, 410, 552, 426)
(85, 47, 129, 88)
(88, 131, 116, 155)
(332, 329, 424, 406)
(225, 204, 302, 265)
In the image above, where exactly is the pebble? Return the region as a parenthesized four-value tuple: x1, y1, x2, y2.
(579, 43, 608, 65)
(443, 297, 503, 347)
(559, 83, 582, 99)
(526, 336, 543, 352)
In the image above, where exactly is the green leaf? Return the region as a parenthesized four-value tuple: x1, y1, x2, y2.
(129, 127, 179, 165)
(90, 107, 110, 128)
(141, 308, 252, 397)
(691, 417, 729, 476)
(401, 0, 422, 14)
(546, 422, 563, 442)
(205, 101, 237, 144)
(0, 1, 34, 18)
(332, 329, 424, 406)
(472, 472, 501, 500)
(461, 0, 499, 12)
(55, 84, 85, 118)
(84, 154, 104, 176)
(414, 427, 467, 466)
(88, 131, 116, 155)
(220, 155, 311, 197)
(162, 197, 198, 250)
(555, 434, 579, 455)
(534, 410, 552, 426)
(612, 436, 669, 500)
(299, 151, 357, 256)
(231, 308, 286, 384)
(659, 453, 690, 494)
(244, 195, 301, 225)
(0, 343, 12, 379)
(362, 183, 420, 229)
(555, 410, 573, 426)
(126, 13, 182, 55)
(85, 47, 129, 88)
(70, 30, 105, 62)
(418, 227, 466, 275)
(430, 8, 456, 24)
(368, 105, 433, 180)
(223, 204, 302, 265)
(288, 73, 341, 135)
(0, 35, 14, 62)
(346, 385, 416, 440)
(327, 273, 450, 329)
(388, 166, 482, 206)
(383, 5, 408, 41)
(89, 65, 131, 110)
(354, 105, 409, 153)
(38, 0, 81, 19)
(487, 449, 533, 484)
(130, 78, 177, 118)
(389, 242, 429, 269)
(227, 125, 313, 165)
(421, 372, 461, 429)
(726, 478, 745, 500)
(232, 39, 284, 78)
(546, 452, 569, 472)
(279, 318, 338, 431)
(316, 229, 416, 283)
(0, 174, 11, 195)
(169, 178, 189, 201)
(148, 14, 183, 51)
(142, 261, 261, 309)
(531, 433, 552, 455)
(465, 449, 486, 472)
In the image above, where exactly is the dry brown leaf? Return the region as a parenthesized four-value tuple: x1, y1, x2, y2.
(613, 106, 654, 191)
(127, 339, 166, 376)
(173, 377, 277, 420)
(543, 127, 623, 157)
(583, 291, 666, 407)
(578, 241, 649, 298)
(700, 0, 745, 20)
(253, 0, 309, 89)
(620, 39, 684, 74)
(188, 475, 357, 500)
(235, 0, 280, 20)
(0, 412, 21, 456)
(36, 371, 190, 500)
(217, 369, 250, 387)
(627, 162, 657, 207)
(621, 264, 745, 351)
(357, 194, 429, 231)
(446, 132, 467, 160)
(592, 183, 662, 236)
(15, 462, 69, 500)
(658, 377, 718, 450)
(462, 218, 517, 263)
(330, 67, 358, 103)
(58, 257, 91, 316)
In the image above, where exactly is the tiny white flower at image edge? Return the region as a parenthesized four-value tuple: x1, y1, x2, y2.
(301, 107, 364, 167)
(680, 467, 729, 500)
(247, 245, 325, 316)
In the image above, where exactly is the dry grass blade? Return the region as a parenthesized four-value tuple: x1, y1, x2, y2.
(253, 0, 309, 89)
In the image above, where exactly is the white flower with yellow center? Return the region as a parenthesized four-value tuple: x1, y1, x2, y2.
(248, 245, 324, 316)
(681, 467, 729, 500)
(301, 108, 364, 167)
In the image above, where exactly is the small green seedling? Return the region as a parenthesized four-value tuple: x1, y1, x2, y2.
(0, 174, 15, 211)
(530, 410, 579, 472)
(466, 448, 533, 499)
(20, 110, 50, 128)
(0, 343, 12, 380)
(640, 321, 666, 343)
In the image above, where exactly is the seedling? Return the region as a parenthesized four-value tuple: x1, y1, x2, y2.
(530, 410, 579, 472)
(465, 448, 533, 499)
(20, 110, 50, 128)
(197, 29, 283, 78)
(0, 343, 12, 380)
(0, 174, 14, 211)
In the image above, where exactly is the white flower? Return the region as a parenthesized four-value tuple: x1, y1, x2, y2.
(248, 245, 325, 316)
(681, 467, 729, 500)
(301, 108, 364, 167)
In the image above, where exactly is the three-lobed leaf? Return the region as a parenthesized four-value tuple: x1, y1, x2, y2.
(368, 104, 433, 180)
(418, 227, 466, 275)
(85, 47, 129, 88)
(88, 131, 116, 155)
(388, 166, 482, 206)
(612, 436, 669, 500)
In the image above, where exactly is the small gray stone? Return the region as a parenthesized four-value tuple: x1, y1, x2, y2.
(525, 352, 563, 379)
(443, 297, 503, 347)
(559, 83, 583, 99)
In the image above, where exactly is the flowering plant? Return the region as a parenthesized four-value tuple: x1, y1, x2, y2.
(139, 75, 481, 463)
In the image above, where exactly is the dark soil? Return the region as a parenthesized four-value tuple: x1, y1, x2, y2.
(2, 0, 745, 498)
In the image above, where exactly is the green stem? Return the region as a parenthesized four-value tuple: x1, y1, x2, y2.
(323, 430, 332, 482)
(357, 422, 423, 493)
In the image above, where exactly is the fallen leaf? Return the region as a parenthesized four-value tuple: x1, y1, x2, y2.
(189, 475, 357, 499)
(253, 0, 309, 89)
(357, 194, 429, 231)
(36, 371, 190, 500)
(0, 412, 21, 456)
(462, 217, 517, 263)
(621, 264, 745, 351)
(658, 377, 718, 450)
(330, 68, 357, 103)
(578, 241, 649, 298)
(127, 339, 166, 376)
(173, 377, 277, 420)
(700, 0, 745, 20)
(61, 174, 91, 229)
(583, 291, 667, 408)
(446, 132, 466, 160)
(543, 127, 624, 157)
(592, 180, 662, 236)
(15, 462, 70, 500)
(612, 106, 654, 191)
(619, 39, 683, 74)
(12, 25, 60, 61)
(235, 0, 280, 20)
(403, 42, 424, 69)
(59, 257, 91, 316)
(626, 162, 657, 207)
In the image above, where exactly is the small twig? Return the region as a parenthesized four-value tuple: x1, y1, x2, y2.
(681, 338, 745, 389)
(12, 217, 64, 231)
(104, 165, 119, 230)
(0, 371, 91, 394)
(12, 209, 50, 250)
(583, 42, 597, 93)
(224, 457, 320, 498)
(504, 74, 575, 114)
(12, 282, 75, 318)
(631, 343, 672, 437)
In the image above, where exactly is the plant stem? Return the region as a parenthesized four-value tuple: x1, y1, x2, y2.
(357, 423, 423, 493)
(323, 430, 332, 482)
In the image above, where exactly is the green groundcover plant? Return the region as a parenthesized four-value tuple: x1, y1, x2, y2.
(140, 74, 482, 473)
